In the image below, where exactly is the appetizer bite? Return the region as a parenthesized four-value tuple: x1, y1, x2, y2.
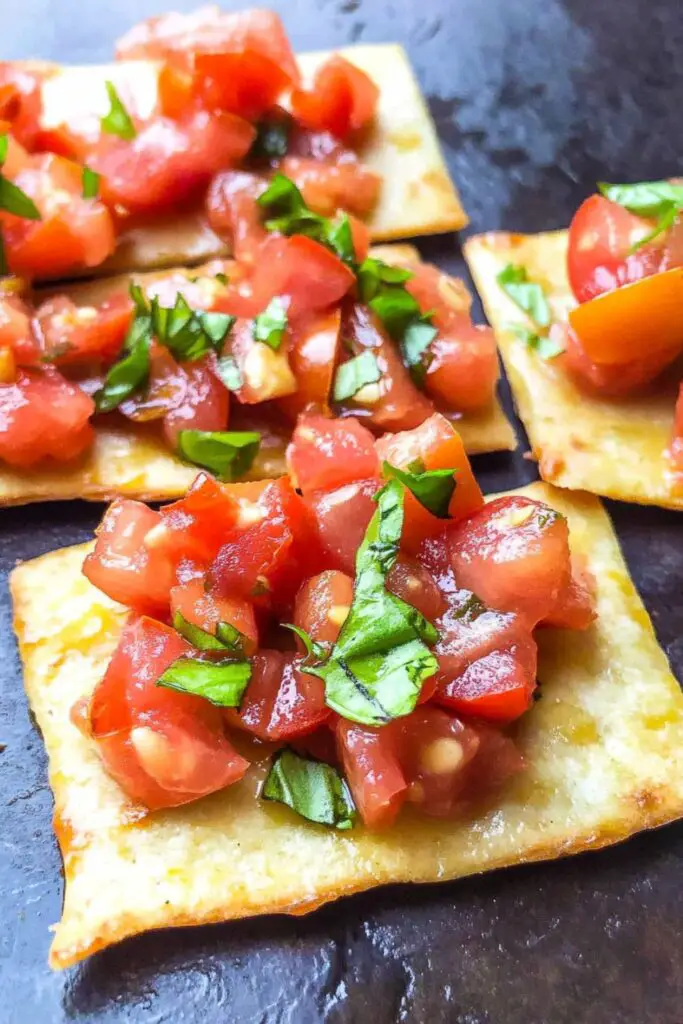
(465, 180, 683, 508)
(0, 6, 466, 280)
(11, 414, 683, 967)
(0, 224, 514, 506)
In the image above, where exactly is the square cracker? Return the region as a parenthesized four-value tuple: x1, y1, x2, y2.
(35, 43, 467, 278)
(0, 245, 516, 507)
(464, 231, 683, 510)
(10, 481, 683, 968)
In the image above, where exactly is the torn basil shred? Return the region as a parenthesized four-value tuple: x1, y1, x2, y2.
(333, 350, 381, 403)
(383, 460, 456, 518)
(177, 429, 261, 481)
(263, 748, 356, 830)
(157, 656, 251, 707)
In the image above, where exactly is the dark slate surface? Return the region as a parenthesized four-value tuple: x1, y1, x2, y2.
(1, 1, 682, 1021)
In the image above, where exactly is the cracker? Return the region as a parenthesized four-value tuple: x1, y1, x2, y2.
(10, 481, 683, 968)
(35, 43, 466, 279)
(464, 231, 683, 509)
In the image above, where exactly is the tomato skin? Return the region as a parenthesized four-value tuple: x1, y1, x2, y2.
(225, 650, 329, 741)
(376, 414, 484, 553)
(159, 472, 241, 563)
(286, 414, 379, 494)
(34, 292, 131, 367)
(280, 156, 381, 219)
(0, 293, 40, 366)
(290, 56, 379, 139)
(306, 476, 381, 575)
(341, 302, 434, 431)
(249, 235, 355, 318)
(336, 718, 407, 828)
(425, 324, 498, 412)
(278, 308, 341, 419)
(553, 322, 678, 396)
(83, 500, 176, 616)
(170, 579, 258, 654)
(161, 357, 230, 448)
(293, 570, 354, 646)
(84, 614, 249, 810)
(193, 50, 291, 121)
(540, 567, 596, 631)
(206, 169, 269, 263)
(447, 496, 572, 627)
(0, 64, 46, 148)
(0, 367, 94, 467)
(435, 643, 537, 723)
(386, 557, 446, 622)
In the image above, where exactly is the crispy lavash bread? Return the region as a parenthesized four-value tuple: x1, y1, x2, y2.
(464, 231, 683, 510)
(0, 245, 515, 507)
(34, 43, 466, 278)
(10, 481, 683, 969)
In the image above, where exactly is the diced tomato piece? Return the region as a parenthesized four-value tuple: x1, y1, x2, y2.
(278, 308, 342, 419)
(161, 357, 230, 448)
(157, 62, 196, 120)
(225, 649, 329, 741)
(280, 156, 381, 219)
(0, 64, 47, 148)
(293, 570, 354, 646)
(447, 496, 571, 626)
(1, 153, 116, 278)
(541, 566, 596, 631)
(306, 476, 381, 575)
(88, 112, 255, 216)
(223, 316, 297, 404)
(0, 367, 94, 467)
(435, 644, 537, 723)
(286, 413, 379, 494)
(116, 7, 300, 86)
(206, 169, 270, 263)
(249, 235, 355, 318)
(336, 718, 407, 829)
(290, 56, 379, 139)
(386, 557, 446, 621)
(404, 263, 472, 327)
(81, 614, 248, 810)
(424, 322, 499, 412)
(567, 194, 683, 304)
(340, 302, 434, 430)
(170, 579, 258, 654)
(159, 472, 241, 563)
(83, 500, 176, 615)
(376, 414, 484, 552)
(433, 590, 528, 678)
(193, 50, 291, 121)
(0, 293, 40, 365)
(552, 321, 679, 396)
(34, 292, 131, 367)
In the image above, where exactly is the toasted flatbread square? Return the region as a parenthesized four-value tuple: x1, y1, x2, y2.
(33, 43, 466, 278)
(10, 481, 683, 969)
(0, 246, 516, 507)
(464, 231, 683, 509)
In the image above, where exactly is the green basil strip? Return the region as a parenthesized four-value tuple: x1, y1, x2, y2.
(333, 351, 381, 403)
(250, 116, 291, 161)
(94, 325, 151, 413)
(0, 176, 41, 221)
(356, 257, 413, 303)
(497, 263, 551, 328)
(82, 166, 100, 199)
(177, 429, 261, 481)
(262, 748, 356, 830)
(508, 324, 564, 359)
(150, 294, 235, 362)
(325, 213, 356, 265)
(157, 656, 251, 707)
(214, 353, 243, 392)
(0, 134, 8, 166)
(173, 610, 247, 653)
(282, 623, 328, 663)
(598, 180, 683, 218)
(400, 318, 437, 386)
(306, 480, 439, 726)
(257, 173, 357, 264)
(101, 80, 137, 141)
(383, 460, 456, 519)
(369, 285, 423, 339)
(253, 296, 288, 350)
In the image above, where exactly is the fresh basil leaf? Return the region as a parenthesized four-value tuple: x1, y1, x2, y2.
(0, 176, 41, 221)
(215, 353, 243, 391)
(597, 179, 683, 218)
(333, 350, 381, 403)
(200, 312, 235, 347)
(369, 285, 422, 339)
(400, 318, 437, 386)
(172, 610, 247, 653)
(497, 264, 551, 328)
(356, 257, 413, 303)
(383, 460, 456, 519)
(177, 429, 261, 481)
(306, 480, 439, 726)
(129, 281, 148, 315)
(250, 116, 291, 161)
(148, 291, 236, 362)
(628, 202, 678, 253)
(82, 165, 100, 199)
(253, 296, 288, 350)
(101, 80, 137, 141)
(282, 623, 328, 663)
(0, 135, 8, 166)
(157, 656, 251, 707)
(326, 214, 355, 265)
(262, 748, 356, 830)
(256, 173, 356, 267)
(508, 323, 564, 359)
(215, 620, 248, 653)
(94, 329, 150, 413)
(257, 172, 309, 226)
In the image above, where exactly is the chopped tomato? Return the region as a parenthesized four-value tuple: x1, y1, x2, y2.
(0, 367, 94, 467)
(567, 194, 683, 304)
(286, 413, 379, 494)
(0, 64, 46, 149)
(116, 7, 300, 86)
(567, 267, 683, 368)
(541, 567, 596, 631)
(552, 322, 677, 396)
(225, 316, 297, 404)
(1, 153, 116, 278)
(436, 645, 537, 722)
(34, 292, 131, 367)
(206, 169, 269, 263)
(280, 156, 381, 219)
(0, 292, 39, 365)
(249, 235, 355, 317)
(447, 496, 572, 627)
(293, 570, 354, 646)
(425, 322, 499, 411)
(290, 56, 379, 139)
(404, 263, 472, 327)
(306, 476, 381, 575)
(341, 302, 434, 430)
(159, 473, 241, 564)
(278, 309, 342, 420)
(161, 357, 230, 448)
(83, 500, 176, 615)
(376, 414, 484, 552)
(225, 650, 329, 741)
(87, 112, 255, 216)
(386, 557, 446, 622)
(81, 614, 248, 810)
(193, 50, 291, 121)
(336, 718, 407, 828)
(170, 579, 258, 654)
